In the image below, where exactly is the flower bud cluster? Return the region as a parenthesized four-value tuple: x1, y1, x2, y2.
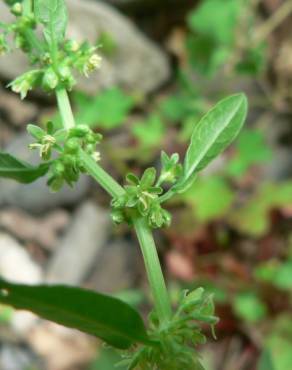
(120, 288, 218, 370)
(2, 6, 101, 98)
(27, 123, 102, 192)
(111, 168, 171, 229)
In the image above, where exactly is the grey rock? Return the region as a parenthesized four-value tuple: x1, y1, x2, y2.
(0, 232, 42, 284)
(88, 239, 140, 293)
(0, 0, 170, 94)
(46, 201, 110, 285)
(0, 345, 42, 370)
(0, 133, 90, 213)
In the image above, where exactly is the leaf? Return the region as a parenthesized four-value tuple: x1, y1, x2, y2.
(233, 292, 267, 323)
(34, 0, 68, 44)
(227, 129, 272, 177)
(181, 93, 247, 187)
(0, 152, 50, 183)
(258, 349, 275, 370)
(0, 279, 150, 350)
(132, 114, 166, 148)
(187, 0, 242, 45)
(74, 88, 134, 130)
(181, 176, 234, 222)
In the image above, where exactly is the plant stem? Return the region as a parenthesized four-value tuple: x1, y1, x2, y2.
(56, 87, 172, 325)
(23, 0, 45, 54)
(255, 0, 292, 43)
(134, 217, 172, 325)
(79, 150, 125, 198)
(56, 89, 75, 130)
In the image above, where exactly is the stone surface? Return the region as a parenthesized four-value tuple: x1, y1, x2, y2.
(0, 208, 70, 250)
(88, 239, 140, 293)
(0, 0, 170, 94)
(0, 233, 42, 284)
(0, 133, 91, 213)
(46, 201, 110, 285)
(0, 232, 43, 334)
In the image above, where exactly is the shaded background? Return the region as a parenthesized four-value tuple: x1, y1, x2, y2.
(0, 0, 292, 369)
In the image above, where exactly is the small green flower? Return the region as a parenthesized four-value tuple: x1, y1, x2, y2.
(42, 68, 59, 91)
(8, 69, 42, 99)
(158, 151, 183, 185)
(111, 168, 171, 228)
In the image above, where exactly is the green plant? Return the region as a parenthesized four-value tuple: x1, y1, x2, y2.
(0, 1, 248, 368)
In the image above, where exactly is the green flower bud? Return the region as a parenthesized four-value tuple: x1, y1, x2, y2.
(69, 125, 90, 138)
(11, 2, 22, 16)
(64, 138, 80, 154)
(41, 52, 52, 65)
(58, 65, 71, 81)
(42, 68, 59, 91)
(64, 39, 80, 52)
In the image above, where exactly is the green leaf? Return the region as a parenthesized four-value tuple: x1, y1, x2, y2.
(0, 152, 50, 183)
(132, 114, 166, 148)
(27, 124, 46, 140)
(74, 88, 134, 130)
(180, 94, 247, 188)
(34, 0, 68, 44)
(227, 129, 272, 177)
(0, 279, 150, 350)
(233, 292, 267, 323)
(258, 349, 275, 370)
(187, 0, 242, 45)
(181, 176, 234, 222)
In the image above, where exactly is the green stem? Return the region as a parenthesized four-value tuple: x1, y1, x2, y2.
(56, 88, 75, 130)
(134, 218, 172, 325)
(56, 87, 172, 325)
(79, 150, 125, 198)
(23, 0, 45, 54)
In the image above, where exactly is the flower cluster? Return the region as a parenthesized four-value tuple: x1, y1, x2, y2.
(2, 3, 101, 98)
(27, 123, 102, 192)
(120, 287, 218, 370)
(111, 168, 171, 229)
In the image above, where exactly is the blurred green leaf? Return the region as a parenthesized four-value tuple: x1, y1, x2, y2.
(182, 176, 234, 222)
(230, 182, 292, 236)
(227, 129, 272, 177)
(132, 114, 166, 148)
(187, 0, 242, 45)
(233, 292, 267, 323)
(74, 88, 134, 129)
(0, 278, 150, 350)
(258, 349, 275, 370)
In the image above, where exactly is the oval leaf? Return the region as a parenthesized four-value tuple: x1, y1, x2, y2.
(0, 279, 150, 350)
(183, 93, 248, 182)
(34, 0, 68, 44)
(0, 152, 50, 183)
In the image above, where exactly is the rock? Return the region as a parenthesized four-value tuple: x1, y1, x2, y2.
(0, 233, 42, 284)
(87, 239, 140, 293)
(0, 233, 43, 334)
(0, 0, 170, 94)
(27, 323, 95, 370)
(46, 201, 110, 285)
(0, 89, 38, 128)
(0, 344, 42, 370)
(0, 133, 91, 213)
(0, 208, 70, 250)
